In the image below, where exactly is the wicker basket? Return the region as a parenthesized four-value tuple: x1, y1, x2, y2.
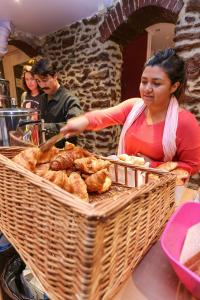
(0, 153, 176, 300)
(0, 146, 26, 159)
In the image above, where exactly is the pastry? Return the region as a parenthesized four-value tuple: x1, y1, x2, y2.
(74, 156, 110, 174)
(12, 147, 41, 171)
(68, 172, 89, 201)
(85, 169, 112, 193)
(118, 154, 145, 166)
(50, 146, 92, 171)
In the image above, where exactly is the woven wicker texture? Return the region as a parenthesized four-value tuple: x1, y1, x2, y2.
(0, 146, 26, 159)
(0, 153, 176, 300)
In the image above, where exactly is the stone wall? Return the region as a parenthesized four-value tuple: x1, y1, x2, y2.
(175, 0, 200, 121)
(174, 0, 200, 188)
(41, 16, 122, 156)
(99, 0, 183, 43)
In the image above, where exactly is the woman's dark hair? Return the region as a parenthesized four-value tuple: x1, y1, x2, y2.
(31, 58, 57, 77)
(22, 65, 43, 93)
(144, 48, 186, 101)
(22, 65, 36, 92)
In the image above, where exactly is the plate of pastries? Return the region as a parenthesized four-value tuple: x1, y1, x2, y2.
(117, 154, 189, 185)
(147, 161, 190, 185)
(12, 143, 112, 202)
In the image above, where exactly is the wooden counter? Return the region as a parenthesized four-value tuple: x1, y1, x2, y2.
(114, 187, 199, 300)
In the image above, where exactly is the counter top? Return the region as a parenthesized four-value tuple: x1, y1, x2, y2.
(114, 187, 199, 300)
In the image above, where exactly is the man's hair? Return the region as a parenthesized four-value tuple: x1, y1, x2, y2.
(31, 58, 57, 77)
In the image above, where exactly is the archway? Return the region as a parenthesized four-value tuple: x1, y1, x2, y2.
(9, 40, 40, 57)
(2, 40, 40, 100)
(99, 0, 183, 43)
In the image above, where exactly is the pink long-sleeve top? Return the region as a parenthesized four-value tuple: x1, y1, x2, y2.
(85, 99, 200, 175)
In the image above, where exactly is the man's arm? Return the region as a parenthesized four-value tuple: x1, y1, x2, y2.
(64, 93, 82, 121)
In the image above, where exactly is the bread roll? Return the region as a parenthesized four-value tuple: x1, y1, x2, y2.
(118, 154, 145, 166)
(156, 161, 178, 172)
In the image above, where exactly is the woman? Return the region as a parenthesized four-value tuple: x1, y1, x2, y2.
(60, 49, 200, 176)
(21, 65, 44, 109)
(21, 65, 45, 145)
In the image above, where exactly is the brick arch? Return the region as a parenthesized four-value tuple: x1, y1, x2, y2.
(8, 40, 41, 57)
(99, 0, 184, 43)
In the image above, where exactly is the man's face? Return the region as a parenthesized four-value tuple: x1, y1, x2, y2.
(34, 74, 58, 96)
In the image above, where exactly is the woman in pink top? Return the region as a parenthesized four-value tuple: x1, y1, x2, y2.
(61, 49, 200, 176)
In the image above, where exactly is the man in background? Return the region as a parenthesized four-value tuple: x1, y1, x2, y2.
(32, 58, 82, 147)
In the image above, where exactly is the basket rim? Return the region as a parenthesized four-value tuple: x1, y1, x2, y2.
(0, 153, 176, 219)
(0, 146, 26, 150)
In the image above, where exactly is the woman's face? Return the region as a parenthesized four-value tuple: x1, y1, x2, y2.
(24, 71, 38, 93)
(139, 66, 178, 110)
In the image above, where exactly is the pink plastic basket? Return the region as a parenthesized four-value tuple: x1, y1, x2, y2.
(161, 202, 200, 299)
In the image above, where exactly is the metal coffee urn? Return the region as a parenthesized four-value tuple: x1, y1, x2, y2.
(0, 74, 42, 146)
(0, 73, 11, 108)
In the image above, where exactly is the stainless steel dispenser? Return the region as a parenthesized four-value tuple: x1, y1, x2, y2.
(0, 108, 42, 146)
(0, 74, 11, 108)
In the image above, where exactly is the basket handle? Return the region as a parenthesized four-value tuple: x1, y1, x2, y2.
(18, 119, 42, 127)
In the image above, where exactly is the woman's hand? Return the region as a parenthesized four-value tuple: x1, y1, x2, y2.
(60, 115, 89, 138)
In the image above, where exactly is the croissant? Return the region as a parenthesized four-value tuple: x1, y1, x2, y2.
(171, 168, 189, 179)
(41, 169, 71, 193)
(34, 163, 50, 176)
(64, 142, 75, 150)
(65, 167, 79, 176)
(37, 146, 59, 164)
(148, 161, 178, 182)
(85, 169, 112, 193)
(74, 157, 111, 174)
(171, 168, 190, 185)
(12, 147, 41, 171)
(50, 146, 92, 171)
(50, 151, 74, 170)
(68, 172, 89, 201)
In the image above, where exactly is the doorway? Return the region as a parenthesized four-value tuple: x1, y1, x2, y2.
(121, 23, 175, 101)
(2, 45, 31, 102)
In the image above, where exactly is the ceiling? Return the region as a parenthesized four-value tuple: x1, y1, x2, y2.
(0, 0, 108, 36)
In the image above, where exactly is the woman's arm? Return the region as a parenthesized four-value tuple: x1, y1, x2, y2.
(85, 98, 137, 130)
(175, 110, 200, 175)
(61, 98, 139, 137)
